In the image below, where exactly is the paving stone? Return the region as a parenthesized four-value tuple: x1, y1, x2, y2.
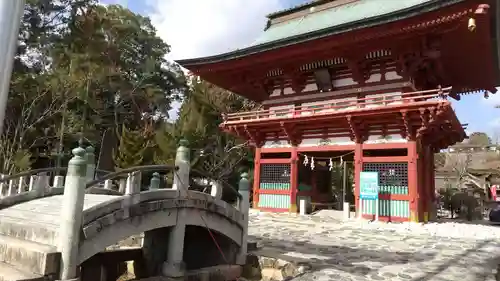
(248, 210, 500, 281)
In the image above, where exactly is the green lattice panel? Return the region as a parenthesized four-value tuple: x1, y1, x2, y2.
(258, 194, 291, 209)
(260, 182, 290, 190)
(361, 199, 410, 218)
(362, 162, 408, 193)
(260, 164, 291, 190)
(379, 185, 409, 195)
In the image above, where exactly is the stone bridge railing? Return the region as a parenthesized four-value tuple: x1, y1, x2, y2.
(0, 140, 250, 281)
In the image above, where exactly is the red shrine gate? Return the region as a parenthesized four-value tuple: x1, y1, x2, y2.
(177, 0, 499, 222)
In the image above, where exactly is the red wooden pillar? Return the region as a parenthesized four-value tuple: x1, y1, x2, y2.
(407, 141, 420, 222)
(420, 143, 429, 222)
(354, 143, 363, 215)
(428, 148, 436, 220)
(253, 148, 262, 208)
(289, 147, 298, 213)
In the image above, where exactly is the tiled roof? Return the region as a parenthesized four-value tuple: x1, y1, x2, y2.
(253, 0, 439, 46)
(266, 0, 320, 19)
(176, 0, 463, 65)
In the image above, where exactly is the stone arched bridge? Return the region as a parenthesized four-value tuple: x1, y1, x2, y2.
(0, 143, 250, 281)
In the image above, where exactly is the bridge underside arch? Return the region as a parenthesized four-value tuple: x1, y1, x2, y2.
(79, 207, 243, 265)
(183, 225, 239, 270)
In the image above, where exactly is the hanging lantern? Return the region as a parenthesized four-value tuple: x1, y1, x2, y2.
(468, 17, 476, 32)
(311, 157, 315, 170)
(303, 155, 309, 166)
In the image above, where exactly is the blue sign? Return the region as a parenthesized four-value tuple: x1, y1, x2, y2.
(360, 172, 379, 200)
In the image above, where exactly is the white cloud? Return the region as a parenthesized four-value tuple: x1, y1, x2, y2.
(146, 0, 285, 61)
(145, 0, 288, 120)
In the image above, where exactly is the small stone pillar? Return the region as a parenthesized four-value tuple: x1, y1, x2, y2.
(7, 179, 15, 196)
(299, 198, 307, 216)
(103, 179, 113, 190)
(85, 146, 96, 183)
(35, 172, 50, 195)
(125, 171, 141, 195)
(210, 180, 222, 199)
(162, 140, 189, 277)
(172, 139, 190, 195)
(237, 172, 250, 265)
(28, 175, 36, 191)
(149, 172, 161, 190)
(53, 175, 65, 189)
(58, 147, 87, 280)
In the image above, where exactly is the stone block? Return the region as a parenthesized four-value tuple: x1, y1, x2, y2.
(0, 219, 57, 245)
(0, 234, 60, 275)
(0, 261, 44, 281)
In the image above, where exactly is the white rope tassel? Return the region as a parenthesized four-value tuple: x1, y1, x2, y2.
(303, 155, 309, 166)
(310, 157, 315, 170)
(329, 158, 333, 171)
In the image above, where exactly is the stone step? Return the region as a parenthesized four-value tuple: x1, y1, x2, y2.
(0, 262, 44, 281)
(0, 218, 57, 245)
(0, 234, 59, 276)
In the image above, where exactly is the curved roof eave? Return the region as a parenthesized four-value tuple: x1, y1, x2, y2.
(175, 0, 464, 68)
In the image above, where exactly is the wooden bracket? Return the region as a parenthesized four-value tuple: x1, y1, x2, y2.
(347, 57, 370, 85)
(280, 121, 301, 146)
(283, 66, 307, 94)
(416, 107, 430, 138)
(347, 115, 362, 143)
(400, 110, 415, 141)
(244, 125, 265, 147)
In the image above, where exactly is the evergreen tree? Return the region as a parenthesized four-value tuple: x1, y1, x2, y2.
(113, 126, 153, 169)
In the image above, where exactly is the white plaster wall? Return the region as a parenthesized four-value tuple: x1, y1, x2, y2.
(385, 70, 403, 80)
(304, 83, 318, 92)
(365, 91, 403, 108)
(268, 104, 294, 118)
(270, 87, 294, 97)
(332, 77, 356, 88)
(262, 135, 406, 148)
(299, 97, 357, 116)
(365, 134, 407, 144)
(262, 137, 355, 148)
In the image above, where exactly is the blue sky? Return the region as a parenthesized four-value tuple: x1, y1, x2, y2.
(102, 0, 496, 138)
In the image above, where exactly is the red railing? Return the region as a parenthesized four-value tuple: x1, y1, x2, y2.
(222, 87, 451, 123)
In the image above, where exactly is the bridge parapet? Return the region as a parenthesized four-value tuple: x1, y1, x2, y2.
(0, 140, 250, 280)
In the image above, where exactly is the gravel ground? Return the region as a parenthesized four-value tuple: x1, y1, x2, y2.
(249, 209, 500, 281)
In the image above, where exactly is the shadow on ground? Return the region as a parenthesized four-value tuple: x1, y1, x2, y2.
(249, 235, 500, 280)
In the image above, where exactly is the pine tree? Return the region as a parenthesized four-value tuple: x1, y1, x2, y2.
(113, 126, 152, 169)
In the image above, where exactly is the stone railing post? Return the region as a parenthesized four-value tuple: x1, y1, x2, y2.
(118, 178, 126, 194)
(237, 172, 250, 265)
(35, 172, 50, 194)
(162, 140, 190, 277)
(28, 175, 36, 191)
(103, 179, 113, 190)
(85, 146, 96, 183)
(172, 139, 190, 196)
(7, 178, 16, 196)
(149, 172, 160, 190)
(18, 176, 26, 193)
(53, 175, 65, 189)
(58, 147, 87, 280)
(125, 171, 141, 195)
(210, 180, 222, 199)
(0, 174, 6, 197)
